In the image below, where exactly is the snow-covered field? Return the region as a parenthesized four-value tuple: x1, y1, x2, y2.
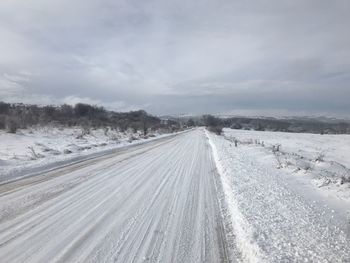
(222, 128, 350, 200)
(223, 128, 350, 168)
(0, 126, 174, 182)
(207, 129, 350, 262)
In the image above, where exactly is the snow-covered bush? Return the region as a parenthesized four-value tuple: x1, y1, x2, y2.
(315, 153, 325, 162)
(340, 174, 350, 185)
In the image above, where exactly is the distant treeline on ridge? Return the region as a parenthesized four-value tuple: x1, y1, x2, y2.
(0, 102, 180, 134)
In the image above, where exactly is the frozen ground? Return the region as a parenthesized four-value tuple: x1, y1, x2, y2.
(0, 129, 231, 262)
(222, 128, 350, 201)
(207, 129, 350, 262)
(0, 126, 175, 183)
(222, 128, 350, 167)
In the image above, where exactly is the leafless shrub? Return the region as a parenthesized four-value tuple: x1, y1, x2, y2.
(109, 133, 119, 142)
(0, 115, 6, 129)
(6, 116, 18, 133)
(203, 115, 223, 135)
(82, 125, 91, 135)
(272, 144, 281, 153)
(28, 146, 44, 160)
(318, 178, 331, 188)
(315, 153, 325, 162)
(208, 126, 223, 135)
(275, 155, 282, 169)
(63, 149, 72, 154)
(76, 125, 91, 139)
(285, 160, 293, 167)
(41, 147, 52, 152)
(301, 161, 313, 171)
(340, 174, 350, 185)
(80, 146, 91, 150)
(104, 127, 109, 136)
(128, 135, 139, 143)
(50, 150, 61, 155)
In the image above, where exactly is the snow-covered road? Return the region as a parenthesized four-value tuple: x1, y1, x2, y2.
(0, 129, 230, 263)
(1, 128, 349, 262)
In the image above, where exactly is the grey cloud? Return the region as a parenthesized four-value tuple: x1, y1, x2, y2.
(0, 0, 349, 117)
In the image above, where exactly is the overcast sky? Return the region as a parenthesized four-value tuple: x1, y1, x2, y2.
(0, 0, 349, 117)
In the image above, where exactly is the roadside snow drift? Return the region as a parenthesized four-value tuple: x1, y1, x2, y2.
(0, 126, 173, 182)
(207, 129, 350, 262)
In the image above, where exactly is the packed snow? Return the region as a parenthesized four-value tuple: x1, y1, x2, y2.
(0, 129, 230, 262)
(207, 129, 350, 262)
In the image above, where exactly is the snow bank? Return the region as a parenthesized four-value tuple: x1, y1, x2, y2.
(0, 126, 175, 182)
(206, 129, 350, 262)
(206, 130, 267, 263)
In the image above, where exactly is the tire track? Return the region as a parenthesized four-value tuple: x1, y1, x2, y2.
(0, 129, 231, 263)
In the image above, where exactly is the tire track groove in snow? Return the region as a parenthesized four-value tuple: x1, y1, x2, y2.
(0, 129, 230, 263)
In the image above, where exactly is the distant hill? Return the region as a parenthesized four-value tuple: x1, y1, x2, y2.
(165, 113, 350, 134)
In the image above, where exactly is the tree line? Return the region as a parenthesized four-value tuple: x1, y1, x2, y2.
(184, 115, 350, 135)
(0, 102, 180, 134)
(1, 101, 348, 135)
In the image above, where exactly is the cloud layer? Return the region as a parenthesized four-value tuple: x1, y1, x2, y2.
(0, 0, 349, 116)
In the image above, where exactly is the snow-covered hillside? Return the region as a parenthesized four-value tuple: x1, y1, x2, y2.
(0, 126, 172, 182)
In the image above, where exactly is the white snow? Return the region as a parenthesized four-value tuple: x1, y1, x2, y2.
(206, 130, 266, 263)
(207, 129, 350, 262)
(223, 128, 350, 168)
(0, 126, 176, 182)
(1, 127, 350, 262)
(222, 128, 350, 201)
(0, 129, 229, 262)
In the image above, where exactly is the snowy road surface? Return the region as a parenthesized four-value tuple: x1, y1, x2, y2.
(0, 129, 230, 263)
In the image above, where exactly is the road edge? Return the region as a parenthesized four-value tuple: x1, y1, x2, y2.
(205, 130, 266, 263)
